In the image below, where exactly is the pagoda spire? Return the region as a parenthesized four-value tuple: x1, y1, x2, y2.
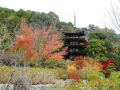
(74, 11, 76, 27)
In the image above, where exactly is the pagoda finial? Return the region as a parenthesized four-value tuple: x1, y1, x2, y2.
(74, 11, 76, 27)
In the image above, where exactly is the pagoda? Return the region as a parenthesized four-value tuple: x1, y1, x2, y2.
(63, 30, 88, 60)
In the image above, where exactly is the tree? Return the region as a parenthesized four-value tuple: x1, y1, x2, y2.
(104, 28, 119, 42)
(88, 24, 99, 31)
(47, 11, 59, 26)
(85, 39, 108, 62)
(56, 22, 74, 32)
(29, 11, 59, 29)
(12, 20, 67, 66)
(0, 8, 15, 24)
(87, 26, 119, 42)
(88, 30, 109, 40)
(6, 15, 21, 33)
(109, 0, 120, 31)
(0, 10, 8, 24)
(24, 10, 35, 23)
(16, 9, 26, 18)
(0, 7, 75, 32)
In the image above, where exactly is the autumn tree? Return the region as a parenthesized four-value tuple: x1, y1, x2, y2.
(12, 20, 67, 66)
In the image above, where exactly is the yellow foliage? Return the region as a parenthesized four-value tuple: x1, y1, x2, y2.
(66, 65, 76, 72)
(82, 60, 102, 72)
(0, 66, 13, 84)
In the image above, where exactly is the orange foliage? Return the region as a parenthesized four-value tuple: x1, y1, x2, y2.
(38, 29, 67, 62)
(82, 58, 102, 72)
(74, 56, 102, 72)
(13, 21, 37, 60)
(13, 20, 67, 63)
(74, 56, 86, 69)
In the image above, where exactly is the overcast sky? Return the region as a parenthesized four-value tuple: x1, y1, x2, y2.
(0, 0, 119, 33)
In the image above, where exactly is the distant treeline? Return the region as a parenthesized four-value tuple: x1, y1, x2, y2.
(0, 7, 75, 33)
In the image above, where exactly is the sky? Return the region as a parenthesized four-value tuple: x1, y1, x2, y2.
(0, 0, 119, 33)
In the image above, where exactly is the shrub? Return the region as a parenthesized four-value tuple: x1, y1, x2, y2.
(107, 52, 120, 71)
(102, 60, 116, 77)
(82, 59, 102, 72)
(88, 79, 120, 89)
(85, 39, 107, 62)
(102, 60, 116, 70)
(58, 59, 67, 69)
(69, 72, 81, 81)
(110, 72, 120, 80)
(55, 69, 69, 80)
(87, 72, 105, 81)
(74, 56, 85, 69)
(44, 59, 67, 69)
(74, 56, 102, 72)
(103, 40, 114, 53)
(44, 60, 59, 69)
(66, 65, 76, 73)
(65, 60, 74, 66)
(68, 70, 104, 82)
(76, 70, 104, 81)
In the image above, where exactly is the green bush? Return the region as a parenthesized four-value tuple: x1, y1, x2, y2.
(44, 60, 59, 69)
(107, 52, 120, 71)
(76, 70, 105, 81)
(44, 59, 67, 69)
(109, 72, 120, 80)
(85, 39, 107, 62)
(87, 72, 105, 81)
(103, 40, 114, 52)
(55, 69, 69, 80)
(58, 59, 67, 69)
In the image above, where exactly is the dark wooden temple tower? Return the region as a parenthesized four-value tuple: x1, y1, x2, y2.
(63, 31, 87, 60)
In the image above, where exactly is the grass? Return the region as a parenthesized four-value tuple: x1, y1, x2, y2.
(0, 66, 69, 85)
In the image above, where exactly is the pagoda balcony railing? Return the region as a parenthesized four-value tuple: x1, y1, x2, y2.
(64, 38, 86, 42)
(66, 45, 87, 48)
(67, 50, 84, 53)
(65, 52, 85, 56)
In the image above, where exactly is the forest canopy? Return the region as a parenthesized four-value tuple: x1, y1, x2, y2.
(0, 7, 119, 53)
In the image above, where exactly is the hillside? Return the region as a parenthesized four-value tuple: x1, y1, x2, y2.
(0, 7, 74, 33)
